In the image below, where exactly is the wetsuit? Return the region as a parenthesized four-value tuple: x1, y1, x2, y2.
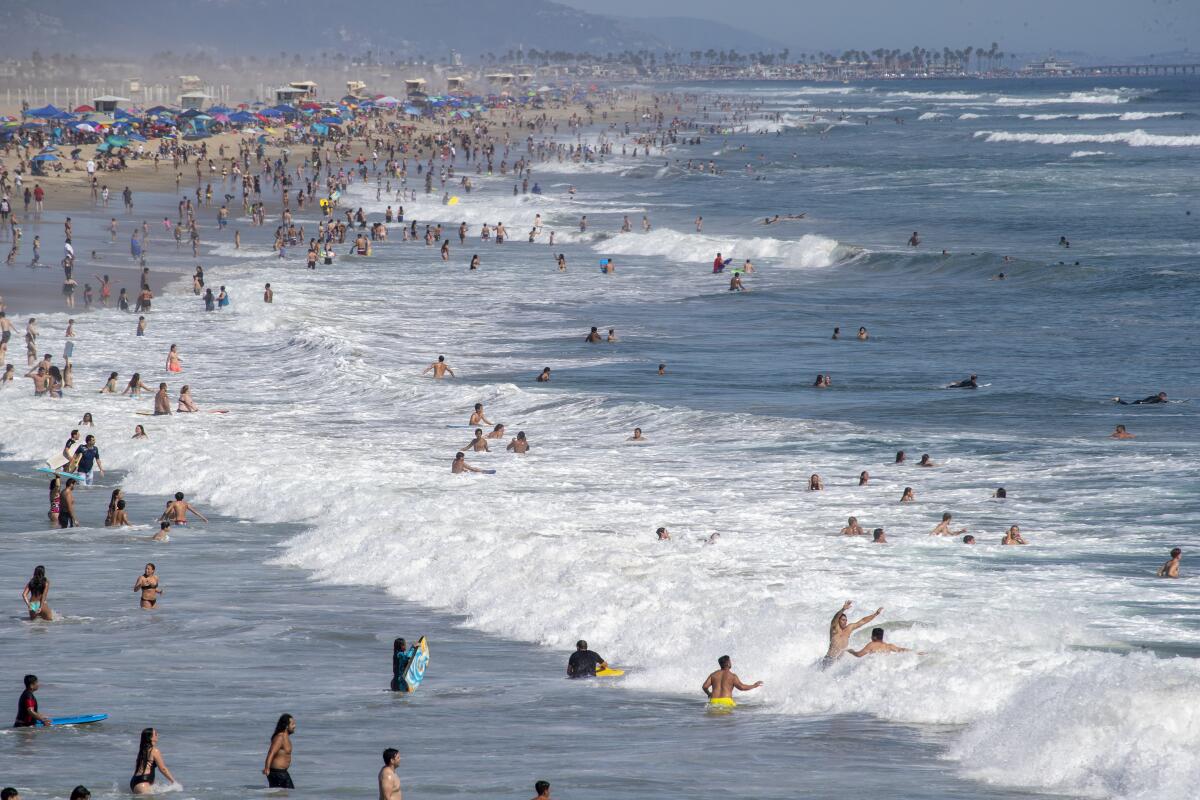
(949, 378, 978, 389)
(567, 650, 605, 678)
(1119, 395, 1167, 405)
(14, 688, 37, 727)
(391, 646, 417, 691)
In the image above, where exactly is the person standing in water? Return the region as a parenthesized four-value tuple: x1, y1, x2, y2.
(129, 727, 177, 793)
(824, 601, 882, 663)
(263, 714, 296, 788)
(1158, 548, 1182, 578)
(22, 566, 53, 621)
(421, 356, 454, 379)
(701, 655, 762, 708)
(566, 640, 608, 678)
(14, 674, 52, 727)
(378, 749, 402, 800)
(133, 563, 162, 609)
(391, 638, 418, 691)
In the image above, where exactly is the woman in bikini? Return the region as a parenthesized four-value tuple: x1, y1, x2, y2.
(100, 371, 119, 393)
(177, 385, 198, 412)
(133, 563, 162, 609)
(22, 565, 53, 621)
(48, 478, 61, 527)
(130, 727, 177, 793)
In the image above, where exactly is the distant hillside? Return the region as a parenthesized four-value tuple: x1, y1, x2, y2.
(0, 0, 783, 59)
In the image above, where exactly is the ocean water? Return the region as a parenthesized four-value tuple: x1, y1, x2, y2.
(1, 76, 1198, 799)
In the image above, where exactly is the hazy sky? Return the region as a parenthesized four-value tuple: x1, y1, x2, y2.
(560, 0, 1197, 57)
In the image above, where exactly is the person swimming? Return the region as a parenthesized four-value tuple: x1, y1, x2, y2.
(1114, 392, 1167, 405)
(947, 374, 978, 389)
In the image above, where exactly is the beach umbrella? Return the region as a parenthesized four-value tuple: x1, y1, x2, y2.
(74, 104, 95, 113)
(105, 135, 129, 147)
(31, 153, 59, 162)
(300, 101, 321, 110)
(319, 116, 342, 124)
(208, 104, 232, 114)
(403, 105, 421, 116)
(211, 113, 231, 123)
(128, 132, 147, 142)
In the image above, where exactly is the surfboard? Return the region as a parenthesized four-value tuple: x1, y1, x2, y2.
(399, 637, 429, 693)
(480, 469, 496, 475)
(594, 668, 625, 677)
(36, 466, 86, 481)
(37, 713, 108, 727)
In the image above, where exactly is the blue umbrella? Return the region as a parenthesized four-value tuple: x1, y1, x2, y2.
(319, 116, 342, 124)
(32, 153, 59, 162)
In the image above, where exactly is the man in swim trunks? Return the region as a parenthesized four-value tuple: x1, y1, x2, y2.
(74, 435, 103, 485)
(263, 714, 296, 788)
(14, 674, 52, 727)
(948, 374, 978, 389)
(824, 601, 882, 662)
(1114, 392, 1167, 405)
(849, 628, 912, 657)
(566, 640, 608, 678)
(506, 432, 530, 454)
(379, 749, 402, 800)
(421, 356, 454, 379)
(153, 383, 171, 415)
(702, 655, 762, 707)
(1158, 548, 1182, 578)
(163, 492, 207, 525)
(133, 563, 162, 608)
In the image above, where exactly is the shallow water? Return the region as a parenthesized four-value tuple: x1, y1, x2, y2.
(2, 76, 1199, 799)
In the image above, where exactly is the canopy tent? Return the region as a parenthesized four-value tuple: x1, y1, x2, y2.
(73, 104, 95, 113)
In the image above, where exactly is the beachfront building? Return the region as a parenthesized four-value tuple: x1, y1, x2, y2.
(1022, 57, 1076, 76)
(179, 91, 210, 110)
(273, 86, 308, 104)
(446, 76, 467, 93)
(404, 78, 427, 97)
(92, 94, 130, 112)
(288, 80, 319, 99)
(485, 73, 515, 88)
(346, 80, 368, 98)
(516, 70, 535, 85)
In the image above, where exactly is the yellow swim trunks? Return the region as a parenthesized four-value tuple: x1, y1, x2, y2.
(709, 697, 737, 708)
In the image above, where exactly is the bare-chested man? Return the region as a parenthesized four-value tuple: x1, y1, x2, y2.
(930, 512, 966, 537)
(1158, 547, 1182, 578)
(162, 491, 208, 525)
(849, 628, 911, 657)
(824, 601, 882, 663)
(421, 355, 454, 379)
(153, 382, 171, 415)
(463, 429, 489, 452)
(379, 748, 402, 800)
(468, 403, 493, 427)
(484, 423, 506, 440)
(451, 452, 484, 474)
(701, 655, 762, 708)
(506, 431, 530, 454)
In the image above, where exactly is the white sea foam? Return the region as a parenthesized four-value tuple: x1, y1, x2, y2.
(886, 91, 983, 101)
(1019, 111, 1183, 121)
(917, 112, 948, 121)
(595, 226, 848, 267)
(1069, 150, 1110, 158)
(958, 113, 984, 120)
(974, 129, 1200, 147)
(994, 89, 1147, 106)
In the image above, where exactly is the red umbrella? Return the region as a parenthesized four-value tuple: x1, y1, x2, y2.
(74, 104, 95, 112)
(300, 101, 321, 110)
